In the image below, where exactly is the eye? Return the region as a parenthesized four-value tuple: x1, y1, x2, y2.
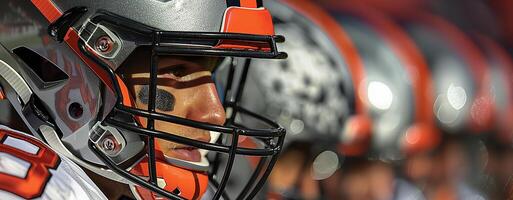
(159, 64, 188, 77)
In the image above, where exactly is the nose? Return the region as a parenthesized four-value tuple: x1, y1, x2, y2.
(184, 81, 227, 141)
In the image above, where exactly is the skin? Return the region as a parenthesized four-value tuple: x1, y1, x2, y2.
(120, 48, 226, 162)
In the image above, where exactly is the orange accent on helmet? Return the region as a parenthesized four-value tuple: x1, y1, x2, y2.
(216, 7, 275, 51)
(130, 157, 209, 200)
(339, 115, 372, 157)
(240, 0, 259, 8)
(402, 123, 441, 156)
(31, 0, 62, 22)
(0, 86, 5, 100)
(114, 75, 148, 127)
(116, 76, 135, 108)
(221, 7, 274, 35)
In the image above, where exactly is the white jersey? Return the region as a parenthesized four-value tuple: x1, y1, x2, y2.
(0, 125, 107, 200)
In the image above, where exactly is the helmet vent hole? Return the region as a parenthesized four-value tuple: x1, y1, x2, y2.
(68, 102, 84, 119)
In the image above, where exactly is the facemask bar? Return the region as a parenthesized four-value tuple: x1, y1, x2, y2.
(64, 10, 287, 200)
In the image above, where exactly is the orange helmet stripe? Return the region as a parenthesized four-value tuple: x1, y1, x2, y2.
(240, 0, 258, 8)
(0, 86, 5, 100)
(31, 0, 62, 22)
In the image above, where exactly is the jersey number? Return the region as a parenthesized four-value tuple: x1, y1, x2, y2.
(0, 130, 60, 199)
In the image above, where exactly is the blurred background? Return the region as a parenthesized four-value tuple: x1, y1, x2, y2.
(238, 0, 513, 199)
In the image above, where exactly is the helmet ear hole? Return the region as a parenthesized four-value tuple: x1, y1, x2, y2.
(68, 102, 84, 119)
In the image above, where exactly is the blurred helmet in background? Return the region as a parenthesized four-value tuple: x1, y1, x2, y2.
(214, 0, 370, 199)
(398, 13, 494, 135)
(473, 35, 513, 144)
(323, 1, 440, 161)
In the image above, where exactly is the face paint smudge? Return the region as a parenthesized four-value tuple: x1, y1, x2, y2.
(138, 85, 175, 112)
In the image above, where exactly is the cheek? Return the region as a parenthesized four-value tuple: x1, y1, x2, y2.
(154, 120, 173, 133)
(156, 137, 172, 150)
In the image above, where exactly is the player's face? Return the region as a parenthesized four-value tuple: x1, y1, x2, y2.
(122, 51, 226, 162)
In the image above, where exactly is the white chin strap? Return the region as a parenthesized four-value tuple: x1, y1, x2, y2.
(164, 131, 221, 171)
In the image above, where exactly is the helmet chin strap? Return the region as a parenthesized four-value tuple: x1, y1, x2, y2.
(163, 131, 221, 171)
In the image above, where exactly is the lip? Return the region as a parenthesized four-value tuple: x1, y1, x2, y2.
(168, 147, 202, 162)
(160, 132, 220, 171)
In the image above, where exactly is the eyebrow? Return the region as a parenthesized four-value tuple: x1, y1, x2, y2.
(166, 57, 220, 71)
(157, 64, 188, 75)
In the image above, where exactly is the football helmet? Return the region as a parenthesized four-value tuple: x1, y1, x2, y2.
(424, 0, 511, 136)
(474, 35, 513, 144)
(399, 12, 494, 134)
(0, 0, 287, 199)
(324, 1, 440, 160)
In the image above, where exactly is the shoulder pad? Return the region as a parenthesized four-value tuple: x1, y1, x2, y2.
(0, 126, 107, 200)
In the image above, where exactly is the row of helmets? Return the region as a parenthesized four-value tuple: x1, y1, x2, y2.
(216, 0, 513, 199)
